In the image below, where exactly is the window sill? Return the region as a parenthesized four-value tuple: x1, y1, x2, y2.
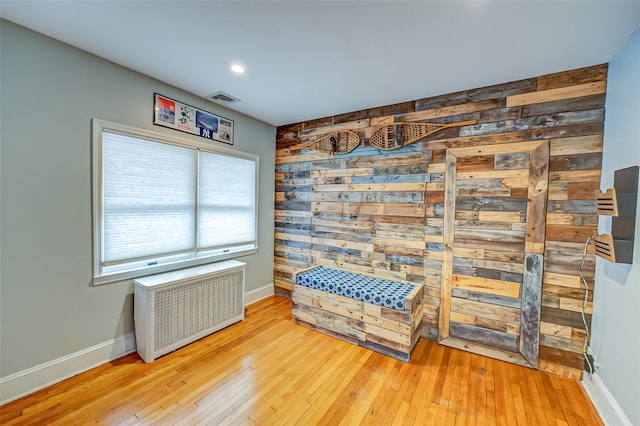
(92, 247, 258, 286)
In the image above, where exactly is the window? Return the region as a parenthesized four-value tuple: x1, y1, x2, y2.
(92, 119, 258, 285)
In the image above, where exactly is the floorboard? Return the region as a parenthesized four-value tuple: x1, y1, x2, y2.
(0, 296, 602, 425)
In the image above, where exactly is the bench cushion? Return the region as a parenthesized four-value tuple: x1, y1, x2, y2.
(296, 267, 416, 311)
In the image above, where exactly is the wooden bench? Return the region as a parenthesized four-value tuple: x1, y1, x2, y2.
(291, 266, 423, 362)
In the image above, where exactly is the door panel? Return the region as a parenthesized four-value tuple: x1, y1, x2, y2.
(439, 141, 548, 368)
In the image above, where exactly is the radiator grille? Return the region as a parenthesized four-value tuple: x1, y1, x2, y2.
(134, 260, 245, 362)
(153, 270, 243, 352)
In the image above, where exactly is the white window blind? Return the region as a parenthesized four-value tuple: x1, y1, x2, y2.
(198, 151, 256, 251)
(93, 119, 258, 285)
(102, 132, 196, 265)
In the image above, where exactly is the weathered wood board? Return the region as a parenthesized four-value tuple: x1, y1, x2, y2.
(275, 64, 605, 378)
(291, 275, 423, 362)
(439, 141, 548, 368)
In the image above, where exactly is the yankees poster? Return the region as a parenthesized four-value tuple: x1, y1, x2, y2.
(153, 93, 234, 145)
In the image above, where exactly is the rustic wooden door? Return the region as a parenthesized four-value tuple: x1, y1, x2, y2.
(439, 141, 548, 368)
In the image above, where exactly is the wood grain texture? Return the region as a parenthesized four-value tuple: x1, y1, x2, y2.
(439, 150, 457, 341)
(525, 141, 549, 254)
(292, 278, 423, 360)
(441, 139, 549, 368)
(452, 274, 521, 298)
(506, 81, 606, 107)
(0, 296, 602, 426)
(275, 64, 605, 376)
(537, 64, 608, 91)
(520, 253, 544, 366)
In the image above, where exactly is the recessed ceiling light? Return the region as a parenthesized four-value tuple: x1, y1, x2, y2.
(231, 64, 245, 74)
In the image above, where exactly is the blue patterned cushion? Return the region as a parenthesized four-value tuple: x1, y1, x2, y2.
(296, 267, 415, 311)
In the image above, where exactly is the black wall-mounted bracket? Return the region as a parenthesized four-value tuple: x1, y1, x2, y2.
(594, 166, 639, 264)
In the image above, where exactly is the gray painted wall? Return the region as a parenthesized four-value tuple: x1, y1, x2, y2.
(0, 20, 275, 377)
(592, 27, 640, 425)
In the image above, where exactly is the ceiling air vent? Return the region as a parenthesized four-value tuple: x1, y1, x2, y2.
(207, 91, 241, 104)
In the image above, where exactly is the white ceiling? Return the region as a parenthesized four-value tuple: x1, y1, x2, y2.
(2, 1, 640, 126)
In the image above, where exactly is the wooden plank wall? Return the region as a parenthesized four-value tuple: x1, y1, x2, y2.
(274, 64, 606, 378)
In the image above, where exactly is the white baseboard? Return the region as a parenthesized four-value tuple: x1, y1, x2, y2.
(245, 282, 274, 305)
(0, 284, 274, 406)
(0, 332, 137, 406)
(582, 372, 632, 426)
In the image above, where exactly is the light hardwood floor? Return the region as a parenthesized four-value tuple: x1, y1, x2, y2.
(1, 296, 602, 425)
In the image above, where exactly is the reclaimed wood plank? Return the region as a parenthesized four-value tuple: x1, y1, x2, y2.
(538, 346, 584, 371)
(549, 134, 603, 156)
(506, 82, 606, 107)
(293, 292, 412, 334)
(531, 122, 603, 140)
(457, 189, 512, 201)
(451, 288, 521, 309)
(374, 237, 425, 251)
(455, 228, 525, 249)
(455, 178, 502, 190)
(495, 152, 530, 170)
(366, 100, 417, 120)
(450, 322, 519, 352)
(293, 304, 366, 339)
(424, 162, 445, 174)
(568, 181, 599, 200)
(543, 283, 592, 301)
(415, 79, 536, 111)
(540, 321, 572, 339)
(455, 196, 528, 212)
(548, 182, 568, 201)
(449, 140, 544, 158)
(311, 236, 373, 252)
(275, 232, 312, 244)
(525, 141, 549, 254)
(470, 259, 524, 274)
(479, 106, 522, 122)
(457, 169, 528, 180)
(461, 110, 603, 138)
(454, 247, 525, 263)
(540, 334, 583, 355)
(549, 152, 601, 172)
(397, 99, 502, 122)
(425, 130, 532, 152)
(369, 115, 395, 126)
(452, 274, 521, 299)
(277, 152, 332, 164)
(450, 311, 520, 335)
(298, 119, 370, 138)
(314, 182, 426, 192)
(439, 337, 531, 368)
(456, 155, 495, 172)
(543, 271, 582, 288)
(451, 297, 521, 323)
(521, 94, 606, 117)
(311, 167, 373, 178)
(363, 322, 411, 347)
(501, 176, 530, 188)
(454, 219, 514, 230)
(312, 217, 373, 230)
(545, 225, 595, 243)
(478, 211, 522, 223)
(537, 64, 608, 91)
(549, 169, 601, 182)
(520, 253, 543, 367)
(439, 150, 457, 341)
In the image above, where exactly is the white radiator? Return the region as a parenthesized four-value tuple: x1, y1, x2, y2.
(134, 260, 245, 362)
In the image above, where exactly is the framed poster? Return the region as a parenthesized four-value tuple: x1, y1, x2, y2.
(153, 93, 234, 145)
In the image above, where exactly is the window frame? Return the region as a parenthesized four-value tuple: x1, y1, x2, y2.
(91, 118, 259, 285)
